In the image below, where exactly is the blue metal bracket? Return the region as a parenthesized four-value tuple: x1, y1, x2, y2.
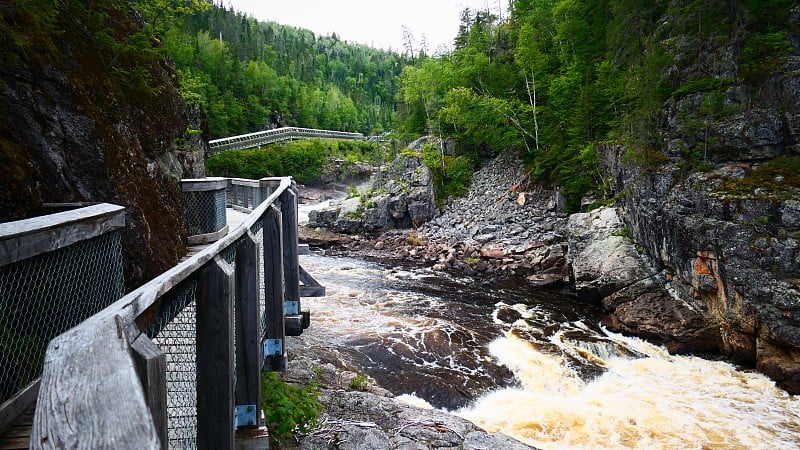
(284, 300, 299, 315)
(264, 338, 283, 357)
(234, 404, 257, 428)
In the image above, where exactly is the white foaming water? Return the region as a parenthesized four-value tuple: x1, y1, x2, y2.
(396, 393, 434, 409)
(300, 255, 800, 448)
(457, 333, 800, 450)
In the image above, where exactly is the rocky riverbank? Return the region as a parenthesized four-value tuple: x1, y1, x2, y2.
(281, 335, 535, 450)
(305, 150, 575, 287)
(300, 138, 800, 393)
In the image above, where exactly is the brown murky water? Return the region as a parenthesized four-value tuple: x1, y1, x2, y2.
(300, 254, 800, 450)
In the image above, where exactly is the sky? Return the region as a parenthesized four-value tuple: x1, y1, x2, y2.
(225, 0, 508, 54)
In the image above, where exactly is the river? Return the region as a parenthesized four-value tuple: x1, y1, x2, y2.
(298, 253, 800, 450)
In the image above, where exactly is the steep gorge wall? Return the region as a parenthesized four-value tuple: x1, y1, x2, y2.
(0, 3, 207, 289)
(598, 7, 800, 392)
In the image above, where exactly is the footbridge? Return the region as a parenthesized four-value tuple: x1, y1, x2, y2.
(0, 176, 323, 449)
(209, 127, 364, 154)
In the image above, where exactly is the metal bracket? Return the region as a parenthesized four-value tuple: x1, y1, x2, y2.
(284, 300, 299, 315)
(234, 404, 257, 428)
(264, 338, 283, 357)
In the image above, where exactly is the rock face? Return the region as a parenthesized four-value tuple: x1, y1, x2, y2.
(566, 207, 722, 354)
(0, 4, 207, 289)
(597, 59, 800, 391)
(308, 152, 437, 233)
(566, 208, 655, 300)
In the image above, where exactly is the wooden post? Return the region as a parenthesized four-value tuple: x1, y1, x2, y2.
(263, 206, 286, 372)
(234, 231, 261, 421)
(196, 257, 235, 450)
(131, 334, 168, 450)
(280, 183, 304, 336)
(32, 317, 160, 449)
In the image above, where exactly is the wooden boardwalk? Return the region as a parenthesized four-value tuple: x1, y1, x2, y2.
(0, 209, 252, 450)
(0, 407, 33, 450)
(0, 202, 322, 449)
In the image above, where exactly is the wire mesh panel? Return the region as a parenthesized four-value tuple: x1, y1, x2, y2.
(145, 279, 199, 450)
(0, 230, 124, 403)
(183, 189, 227, 236)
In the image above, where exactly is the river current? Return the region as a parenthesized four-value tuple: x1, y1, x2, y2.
(298, 253, 800, 450)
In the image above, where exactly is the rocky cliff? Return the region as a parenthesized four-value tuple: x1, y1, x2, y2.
(591, 6, 800, 392)
(0, 3, 206, 289)
(309, 139, 438, 233)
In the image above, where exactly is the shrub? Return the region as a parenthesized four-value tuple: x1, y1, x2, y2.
(348, 373, 369, 391)
(419, 144, 474, 206)
(261, 372, 323, 447)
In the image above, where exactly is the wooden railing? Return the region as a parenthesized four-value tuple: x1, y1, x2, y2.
(32, 177, 314, 449)
(0, 203, 126, 440)
(208, 127, 364, 154)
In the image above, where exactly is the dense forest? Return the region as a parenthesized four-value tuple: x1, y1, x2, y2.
(163, 2, 410, 138)
(393, 0, 796, 209)
(3, 0, 795, 211)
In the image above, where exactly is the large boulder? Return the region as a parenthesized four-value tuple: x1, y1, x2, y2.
(566, 207, 655, 300)
(566, 207, 721, 353)
(309, 153, 437, 233)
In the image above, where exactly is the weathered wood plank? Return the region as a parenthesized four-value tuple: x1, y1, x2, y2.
(130, 335, 168, 450)
(196, 257, 235, 450)
(0, 380, 39, 436)
(281, 186, 300, 312)
(263, 206, 286, 372)
(0, 203, 125, 266)
(32, 317, 160, 449)
(298, 264, 325, 298)
(234, 232, 261, 417)
(180, 177, 229, 192)
(299, 286, 326, 297)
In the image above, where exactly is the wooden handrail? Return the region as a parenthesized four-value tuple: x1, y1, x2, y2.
(33, 177, 296, 449)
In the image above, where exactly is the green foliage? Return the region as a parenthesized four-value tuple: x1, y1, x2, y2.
(162, 5, 410, 137)
(419, 145, 474, 205)
(717, 156, 800, 200)
(392, 0, 795, 210)
(261, 372, 323, 446)
(672, 77, 733, 98)
(206, 140, 326, 182)
(348, 373, 369, 390)
(612, 226, 634, 241)
(739, 31, 793, 82)
(346, 184, 360, 199)
(206, 139, 385, 182)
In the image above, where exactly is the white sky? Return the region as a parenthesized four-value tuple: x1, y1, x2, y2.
(224, 0, 509, 53)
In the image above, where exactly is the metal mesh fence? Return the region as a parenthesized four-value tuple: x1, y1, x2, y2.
(143, 239, 245, 450)
(184, 190, 227, 236)
(146, 278, 199, 450)
(228, 184, 263, 210)
(0, 230, 124, 403)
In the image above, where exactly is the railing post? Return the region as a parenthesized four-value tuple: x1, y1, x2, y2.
(234, 232, 261, 422)
(131, 334, 168, 450)
(181, 178, 229, 245)
(263, 206, 286, 372)
(280, 182, 307, 336)
(196, 257, 235, 450)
